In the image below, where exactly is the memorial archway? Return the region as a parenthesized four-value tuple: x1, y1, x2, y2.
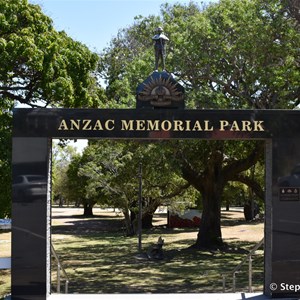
(12, 108, 300, 299)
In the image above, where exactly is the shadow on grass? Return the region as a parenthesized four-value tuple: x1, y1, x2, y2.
(51, 211, 264, 294)
(52, 213, 123, 220)
(52, 217, 124, 234)
(52, 210, 263, 232)
(221, 215, 264, 227)
(52, 215, 198, 236)
(0, 270, 10, 298)
(52, 235, 263, 293)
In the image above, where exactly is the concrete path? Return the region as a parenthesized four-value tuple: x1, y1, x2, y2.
(24, 293, 299, 300)
(4, 293, 299, 300)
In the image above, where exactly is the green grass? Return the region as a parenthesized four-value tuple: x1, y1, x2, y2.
(51, 222, 264, 294)
(0, 269, 10, 299)
(0, 211, 264, 297)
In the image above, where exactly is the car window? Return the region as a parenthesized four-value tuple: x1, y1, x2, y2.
(26, 176, 46, 182)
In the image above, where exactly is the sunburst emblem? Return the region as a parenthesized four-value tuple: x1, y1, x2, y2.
(137, 74, 184, 107)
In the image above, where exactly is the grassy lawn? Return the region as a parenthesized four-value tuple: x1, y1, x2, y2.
(50, 208, 264, 294)
(0, 208, 264, 297)
(0, 269, 10, 299)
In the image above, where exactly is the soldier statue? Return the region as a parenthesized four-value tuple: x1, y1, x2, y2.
(152, 27, 169, 71)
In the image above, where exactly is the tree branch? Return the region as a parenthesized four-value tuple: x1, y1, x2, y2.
(159, 182, 190, 201)
(223, 142, 264, 182)
(230, 174, 265, 200)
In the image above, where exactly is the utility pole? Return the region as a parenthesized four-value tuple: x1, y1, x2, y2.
(138, 162, 142, 253)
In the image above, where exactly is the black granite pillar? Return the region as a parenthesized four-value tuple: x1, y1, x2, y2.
(12, 138, 50, 300)
(271, 138, 300, 298)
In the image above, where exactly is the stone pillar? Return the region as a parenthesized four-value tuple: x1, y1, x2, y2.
(12, 137, 50, 300)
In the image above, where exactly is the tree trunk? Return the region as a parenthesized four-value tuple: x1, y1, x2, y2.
(178, 141, 263, 249)
(130, 198, 160, 230)
(193, 183, 224, 249)
(226, 200, 230, 211)
(130, 207, 155, 230)
(180, 145, 225, 249)
(83, 203, 94, 217)
(142, 211, 154, 229)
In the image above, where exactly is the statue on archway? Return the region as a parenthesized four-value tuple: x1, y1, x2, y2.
(152, 26, 169, 71)
(136, 26, 184, 109)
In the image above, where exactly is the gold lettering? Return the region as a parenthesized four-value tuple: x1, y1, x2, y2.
(70, 119, 80, 130)
(136, 120, 146, 131)
(105, 120, 115, 130)
(83, 119, 92, 130)
(192, 120, 203, 131)
(204, 120, 214, 131)
(253, 120, 264, 131)
(57, 118, 265, 133)
(58, 119, 68, 130)
(219, 120, 229, 131)
(121, 120, 134, 131)
(230, 121, 240, 131)
(161, 120, 172, 131)
(146, 120, 160, 131)
(241, 120, 252, 131)
(185, 120, 191, 131)
(93, 120, 103, 130)
(173, 120, 184, 131)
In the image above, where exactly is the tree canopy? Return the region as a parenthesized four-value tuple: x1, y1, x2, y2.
(65, 140, 193, 234)
(0, 0, 103, 217)
(0, 99, 12, 218)
(99, 0, 299, 109)
(0, 0, 102, 108)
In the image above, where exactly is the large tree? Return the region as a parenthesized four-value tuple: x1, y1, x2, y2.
(70, 140, 192, 233)
(52, 141, 78, 206)
(173, 140, 264, 248)
(98, 0, 299, 248)
(0, 0, 101, 107)
(162, 0, 299, 109)
(66, 154, 94, 216)
(0, 0, 103, 217)
(0, 99, 13, 218)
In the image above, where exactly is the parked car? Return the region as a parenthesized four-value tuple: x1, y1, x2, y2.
(13, 175, 47, 200)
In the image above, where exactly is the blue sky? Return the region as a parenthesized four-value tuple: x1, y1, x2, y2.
(29, 0, 218, 53)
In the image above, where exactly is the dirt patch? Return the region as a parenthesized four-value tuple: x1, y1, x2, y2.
(0, 207, 264, 247)
(0, 231, 11, 257)
(221, 210, 264, 242)
(51, 207, 264, 243)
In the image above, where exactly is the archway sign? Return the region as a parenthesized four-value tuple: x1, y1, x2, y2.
(12, 107, 300, 299)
